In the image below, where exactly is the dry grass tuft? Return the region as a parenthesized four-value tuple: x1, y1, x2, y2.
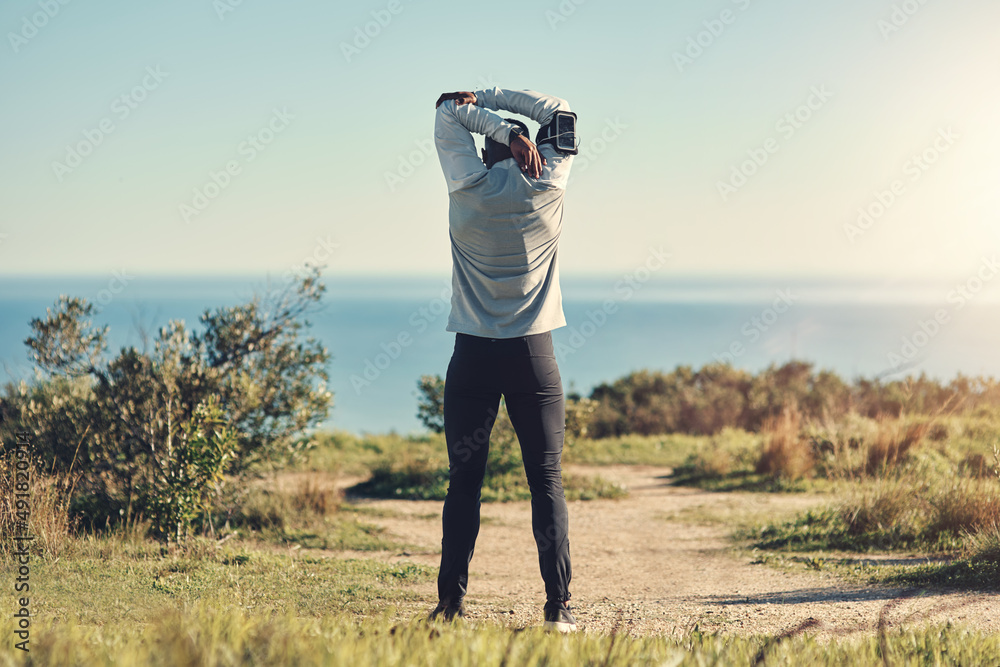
(963, 522, 1000, 562)
(0, 455, 78, 558)
(959, 452, 995, 479)
(930, 479, 1000, 536)
(290, 474, 341, 517)
(840, 478, 923, 536)
(864, 419, 929, 476)
(755, 407, 815, 480)
(927, 422, 950, 442)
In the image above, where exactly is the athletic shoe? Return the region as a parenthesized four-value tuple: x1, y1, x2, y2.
(543, 600, 578, 633)
(428, 600, 465, 622)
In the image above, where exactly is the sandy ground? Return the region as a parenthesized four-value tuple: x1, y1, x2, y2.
(319, 465, 1000, 637)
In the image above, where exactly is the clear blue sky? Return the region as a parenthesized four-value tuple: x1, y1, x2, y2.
(1, 0, 998, 282)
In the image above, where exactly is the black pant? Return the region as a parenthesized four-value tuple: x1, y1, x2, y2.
(437, 331, 572, 604)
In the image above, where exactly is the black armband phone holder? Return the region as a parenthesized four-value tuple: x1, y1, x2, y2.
(536, 111, 578, 155)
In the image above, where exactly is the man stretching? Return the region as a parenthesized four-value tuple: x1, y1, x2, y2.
(428, 86, 577, 633)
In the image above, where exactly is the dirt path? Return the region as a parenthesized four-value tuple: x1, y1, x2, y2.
(328, 466, 1000, 637)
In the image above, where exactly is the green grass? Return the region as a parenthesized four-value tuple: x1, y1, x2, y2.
(665, 427, 827, 493)
(296, 427, 761, 499)
(740, 507, 943, 553)
(654, 494, 817, 530)
(296, 430, 446, 476)
(670, 470, 833, 493)
(258, 517, 399, 552)
(738, 474, 1000, 590)
(1, 542, 434, 630)
(743, 546, 1000, 593)
(743, 475, 1000, 554)
(208, 473, 406, 552)
(562, 432, 708, 467)
(346, 461, 627, 502)
(858, 529, 1000, 590)
(879, 555, 1000, 590)
(9, 411, 1000, 663)
(3, 607, 1000, 666)
(335, 427, 630, 503)
(301, 429, 706, 472)
(7, 521, 1000, 665)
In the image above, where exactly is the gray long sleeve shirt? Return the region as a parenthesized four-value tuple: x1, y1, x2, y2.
(434, 87, 574, 338)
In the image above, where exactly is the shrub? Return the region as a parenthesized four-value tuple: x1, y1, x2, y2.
(578, 363, 1000, 439)
(755, 408, 815, 481)
(753, 472, 1000, 555)
(805, 411, 875, 481)
(686, 446, 735, 479)
(929, 479, 1000, 537)
(564, 396, 597, 442)
(864, 419, 928, 476)
(415, 375, 445, 434)
(145, 396, 237, 544)
(840, 478, 925, 537)
(0, 268, 332, 534)
(351, 454, 450, 501)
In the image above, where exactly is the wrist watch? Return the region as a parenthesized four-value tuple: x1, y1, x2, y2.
(508, 126, 527, 145)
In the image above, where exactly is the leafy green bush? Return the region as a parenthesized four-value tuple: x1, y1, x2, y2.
(0, 269, 332, 535)
(415, 374, 445, 434)
(146, 396, 237, 544)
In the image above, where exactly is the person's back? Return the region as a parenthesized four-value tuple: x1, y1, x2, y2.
(429, 86, 580, 633)
(434, 87, 574, 338)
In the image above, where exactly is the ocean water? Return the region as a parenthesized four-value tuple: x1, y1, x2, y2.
(2, 275, 999, 434)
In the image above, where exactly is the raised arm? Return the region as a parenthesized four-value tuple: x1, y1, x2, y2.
(433, 95, 518, 193)
(473, 87, 575, 190)
(472, 87, 571, 126)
